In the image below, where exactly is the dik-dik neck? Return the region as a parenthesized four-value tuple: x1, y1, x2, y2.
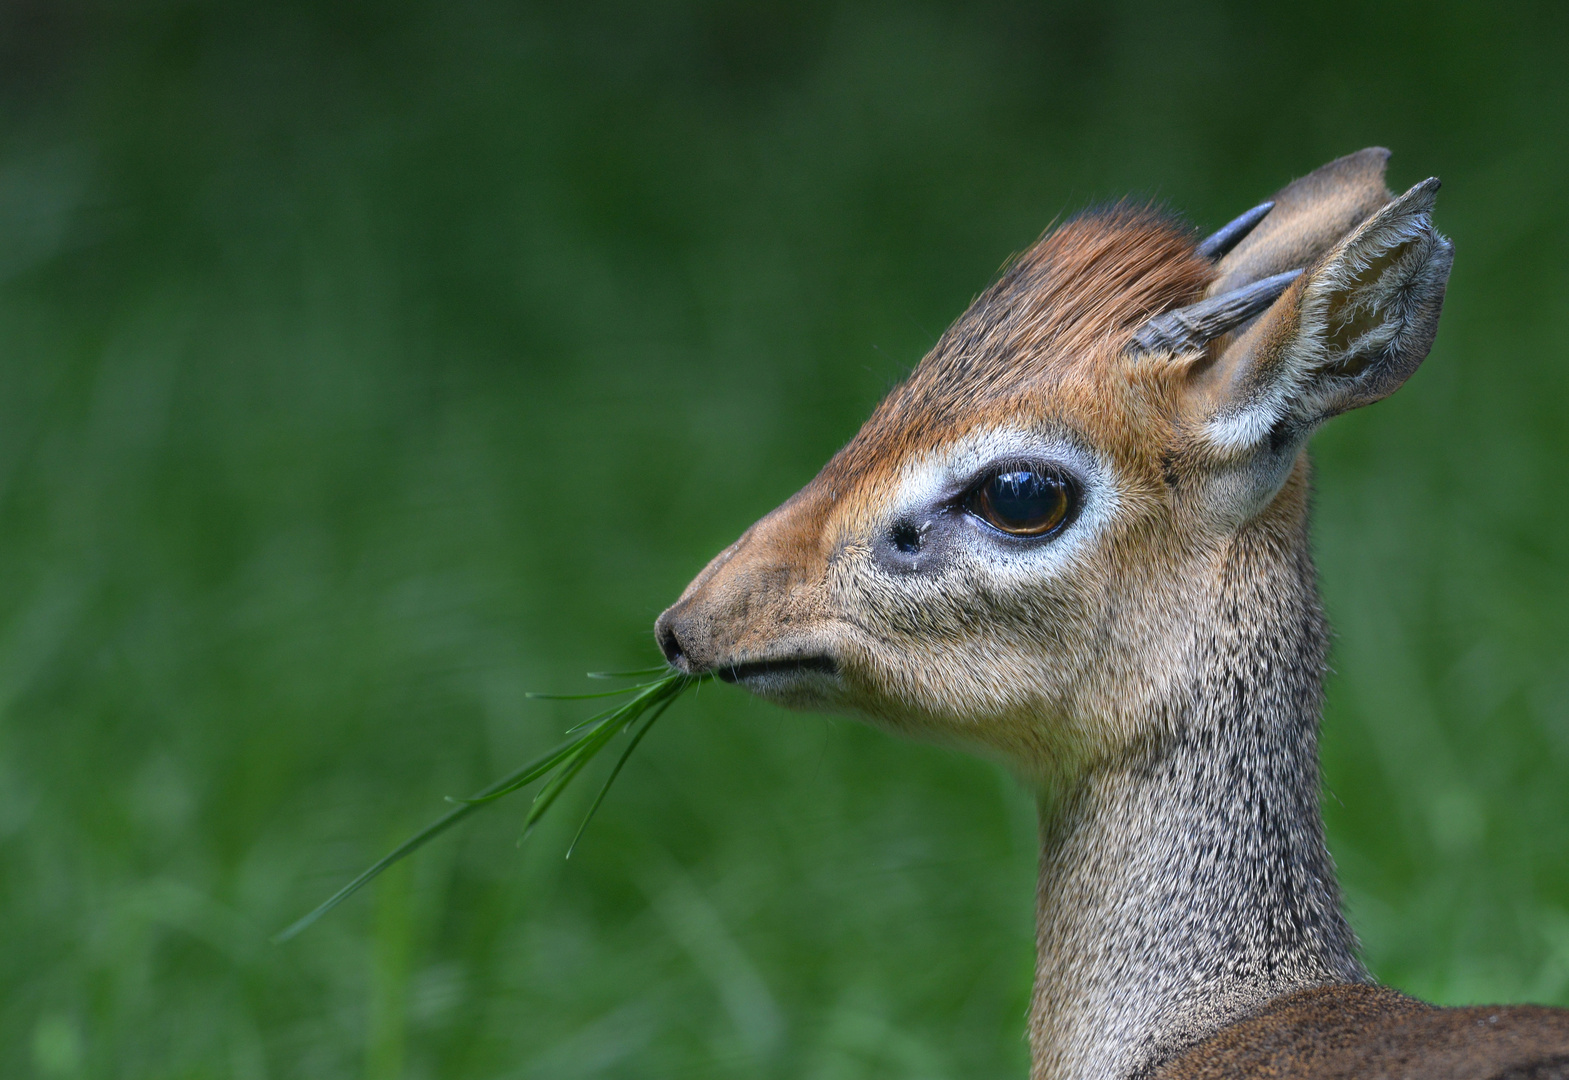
(1027, 508, 1368, 1080)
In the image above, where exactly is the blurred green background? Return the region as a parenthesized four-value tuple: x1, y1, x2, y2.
(1, 1, 1566, 1077)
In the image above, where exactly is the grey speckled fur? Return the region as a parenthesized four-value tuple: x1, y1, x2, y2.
(1030, 492, 1366, 1079)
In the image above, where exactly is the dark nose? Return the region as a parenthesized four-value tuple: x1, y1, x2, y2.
(655, 607, 690, 670)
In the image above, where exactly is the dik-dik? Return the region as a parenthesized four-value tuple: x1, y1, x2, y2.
(655, 149, 1569, 1078)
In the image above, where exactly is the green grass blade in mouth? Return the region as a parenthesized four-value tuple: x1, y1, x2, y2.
(272, 794, 484, 944)
(563, 679, 673, 733)
(523, 680, 667, 701)
(448, 735, 586, 806)
(586, 666, 671, 680)
(273, 668, 702, 943)
(523, 676, 687, 834)
(565, 694, 674, 859)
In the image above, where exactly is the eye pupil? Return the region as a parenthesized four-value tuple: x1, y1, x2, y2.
(971, 469, 1072, 537)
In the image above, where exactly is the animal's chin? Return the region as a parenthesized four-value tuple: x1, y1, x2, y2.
(719, 655, 843, 707)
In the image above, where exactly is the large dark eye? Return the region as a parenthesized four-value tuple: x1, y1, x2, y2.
(967, 468, 1074, 537)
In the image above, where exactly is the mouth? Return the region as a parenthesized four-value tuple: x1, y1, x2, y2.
(718, 654, 839, 684)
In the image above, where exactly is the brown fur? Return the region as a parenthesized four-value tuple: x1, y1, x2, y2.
(830, 205, 1213, 487)
(1154, 985, 1569, 1079)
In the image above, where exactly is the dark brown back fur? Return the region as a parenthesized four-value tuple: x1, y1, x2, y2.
(1153, 985, 1569, 1080)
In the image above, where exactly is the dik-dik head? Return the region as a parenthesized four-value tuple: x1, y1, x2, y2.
(656, 149, 1452, 779)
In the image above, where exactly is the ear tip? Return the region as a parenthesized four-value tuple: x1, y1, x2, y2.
(1396, 176, 1443, 213)
(1357, 178, 1442, 238)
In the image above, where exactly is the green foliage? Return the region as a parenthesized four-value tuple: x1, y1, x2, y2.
(0, 1, 1565, 1076)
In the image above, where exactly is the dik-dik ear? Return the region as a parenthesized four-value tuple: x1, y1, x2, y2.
(1190, 177, 1454, 454)
(1208, 147, 1396, 296)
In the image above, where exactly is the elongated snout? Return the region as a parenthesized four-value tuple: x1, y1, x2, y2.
(654, 544, 829, 675)
(654, 495, 846, 701)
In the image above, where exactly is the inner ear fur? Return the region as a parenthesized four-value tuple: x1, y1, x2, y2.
(1190, 177, 1454, 452)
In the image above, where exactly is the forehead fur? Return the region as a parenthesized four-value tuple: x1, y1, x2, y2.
(825, 205, 1213, 489)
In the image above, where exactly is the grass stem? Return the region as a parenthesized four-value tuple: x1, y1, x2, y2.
(274, 668, 703, 943)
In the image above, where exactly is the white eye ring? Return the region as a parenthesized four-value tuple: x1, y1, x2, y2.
(879, 426, 1121, 579)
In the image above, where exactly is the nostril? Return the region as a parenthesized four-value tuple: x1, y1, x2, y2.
(890, 520, 922, 554)
(656, 613, 686, 667)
